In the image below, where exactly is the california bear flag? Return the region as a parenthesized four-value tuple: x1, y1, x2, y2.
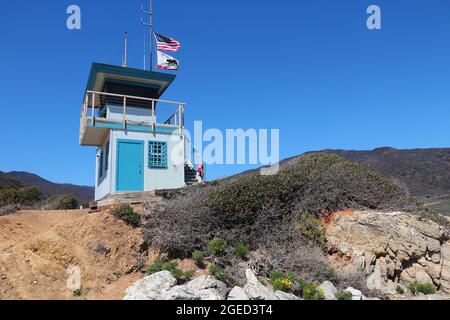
(157, 50, 179, 70)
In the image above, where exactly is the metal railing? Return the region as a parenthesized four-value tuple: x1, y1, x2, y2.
(81, 90, 186, 132)
(184, 135, 205, 173)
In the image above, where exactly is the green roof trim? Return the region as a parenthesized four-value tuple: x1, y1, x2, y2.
(85, 63, 176, 98)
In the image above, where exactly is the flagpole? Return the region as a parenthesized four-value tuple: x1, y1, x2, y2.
(149, 0, 153, 71)
(141, 0, 154, 71)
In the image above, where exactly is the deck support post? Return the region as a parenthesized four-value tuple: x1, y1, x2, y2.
(91, 92, 95, 126)
(152, 100, 156, 132)
(123, 97, 127, 129)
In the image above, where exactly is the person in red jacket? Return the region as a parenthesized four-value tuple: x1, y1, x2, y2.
(196, 163, 205, 181)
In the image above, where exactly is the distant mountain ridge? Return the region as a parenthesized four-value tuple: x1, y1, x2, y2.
(1, 171, 94, 203)
(307, 147, 450, 198)
(0, 171, 23, 189)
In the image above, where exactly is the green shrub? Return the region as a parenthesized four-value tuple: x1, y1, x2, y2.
(41, 194, 78, 210)
(146, 259, 193, 282)
(208, 264, 228, 282)
(113, 204, 140, 227)
(184, 269, 195, 281)
(297, 211, 326, 247)
(233, 242, 250, 259)
(395, 285, 405, 294)
(336, 290, 353, 300)
(73, 287, 82, 296)
(209, 237, 227, 256)
(303, 283, 324, 300)
(0, 187, 42, 207)
(273, 278, 293, 292)
(408, 282, 437, 295)
(269, 270, 285, 283)
(191, 250, 204, 267)
(17, 187, 42, 205)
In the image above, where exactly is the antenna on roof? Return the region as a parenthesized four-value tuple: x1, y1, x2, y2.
(121, 32, 128, 67)
(143, 33, 147, 70)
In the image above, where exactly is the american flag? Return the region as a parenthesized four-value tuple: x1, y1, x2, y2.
(154, 32, 181, 52)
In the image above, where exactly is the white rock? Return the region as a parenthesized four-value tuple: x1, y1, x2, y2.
(186, 275, 228, 300)
(123, 270, 177, 300)
(318, 281, 337, 300)
(366, 267, 382, 290)
(163, 285, 200, 300)
(344, 287, 363, 300)
(228, 286, 249, 300)
(274, 291, 301, 300)
(415, 270, 433, 285)
(243, 268, 278, 300)
(362, 295, 381, 300)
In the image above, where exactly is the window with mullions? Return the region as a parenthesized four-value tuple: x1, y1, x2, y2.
(148, 141, 167, 169)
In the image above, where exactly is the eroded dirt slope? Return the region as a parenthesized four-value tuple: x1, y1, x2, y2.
(0, 210, 143, 300)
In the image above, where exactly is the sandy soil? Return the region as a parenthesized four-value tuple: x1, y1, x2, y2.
(0, 210, 144, 300)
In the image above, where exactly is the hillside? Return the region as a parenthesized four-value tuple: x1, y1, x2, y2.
(0, 171, 23, 189)
(307, 147, 450, 198)
(4, 171, 94, 203)
(0, 210, 143, 299)
(143, 153, 425, 287)
(1, 153, 450, 300)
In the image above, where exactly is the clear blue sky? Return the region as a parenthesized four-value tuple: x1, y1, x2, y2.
(1, 0, 449, 186)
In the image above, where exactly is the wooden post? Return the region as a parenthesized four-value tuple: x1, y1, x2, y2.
(152, 100, 155, 132)
(91, 92, 95, 125)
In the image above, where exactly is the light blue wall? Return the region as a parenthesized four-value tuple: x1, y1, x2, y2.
(95, 135, 112, 200)
(107, 105, 154, 123)
(94, 129, 185, 200)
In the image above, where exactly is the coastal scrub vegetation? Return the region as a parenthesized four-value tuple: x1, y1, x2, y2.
(142, 153, 424, 291)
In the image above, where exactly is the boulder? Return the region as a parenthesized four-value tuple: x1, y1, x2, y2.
(186, 275, 228, 300)
(344, 287, 362, 300)
(274, 291, 301, 300)
(243, 268, 278, 300)
(123, 270, 177, 300)
(318, 281, 337, 300)
(163, 285, 200, 300)
(366, 267, 382, 290)
(228, 286, 249, 300)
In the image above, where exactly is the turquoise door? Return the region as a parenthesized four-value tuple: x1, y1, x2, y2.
(116, 139, 144, 191)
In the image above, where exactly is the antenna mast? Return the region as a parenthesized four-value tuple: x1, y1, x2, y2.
(141, 0, 154, 71)
(122, 32, 128, 67)
(143, 34, 147, 70)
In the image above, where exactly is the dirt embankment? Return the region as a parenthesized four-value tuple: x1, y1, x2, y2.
(0, 210, 144, 300)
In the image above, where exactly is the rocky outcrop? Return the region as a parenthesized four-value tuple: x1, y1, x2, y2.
(123, 269, 303, 300)
(326, 210, 450, 294)
(123, 270, 177, 300)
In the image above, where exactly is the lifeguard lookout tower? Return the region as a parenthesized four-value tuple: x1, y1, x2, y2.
(79, 63, 199, 202)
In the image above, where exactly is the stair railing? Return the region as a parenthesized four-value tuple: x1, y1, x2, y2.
(184, 135, 205, 179)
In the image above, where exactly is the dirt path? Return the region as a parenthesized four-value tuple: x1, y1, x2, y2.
(0, 210, 144, 300)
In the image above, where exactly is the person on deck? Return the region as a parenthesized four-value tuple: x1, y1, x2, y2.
(196, 163, 205, 182)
